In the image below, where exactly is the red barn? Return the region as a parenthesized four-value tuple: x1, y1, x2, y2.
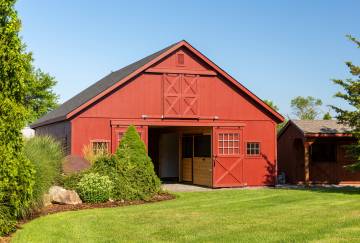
(31, 40, 284, 188)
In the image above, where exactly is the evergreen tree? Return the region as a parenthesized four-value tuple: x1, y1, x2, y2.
(0, 0, 35, 217)
(330, 35, 360, 170)
(115, 125, 160, 199)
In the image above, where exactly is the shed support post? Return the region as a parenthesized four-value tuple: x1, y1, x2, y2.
(304, 141, 313, 185)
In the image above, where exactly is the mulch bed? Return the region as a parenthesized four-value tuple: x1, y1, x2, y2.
(0, 193, 175, 243)
(21, 192, 175, 223)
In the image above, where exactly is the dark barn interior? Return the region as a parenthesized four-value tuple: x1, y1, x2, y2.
(148, 126, 212, 187)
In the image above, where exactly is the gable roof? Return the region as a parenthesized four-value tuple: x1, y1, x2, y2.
(31, 42, 179, 128)
(278, 120, 352, 139)
(31, 40, 284, 128)
(292, 120, 352, 134)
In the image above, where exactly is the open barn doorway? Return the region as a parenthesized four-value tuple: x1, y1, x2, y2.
(148, 126, 212, 187)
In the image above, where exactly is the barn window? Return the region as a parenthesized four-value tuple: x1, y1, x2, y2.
(246, 142, 260, 156)
(117, 132, 124, 143)
(91, 141, 110, 155)
(311, 143, 336, 163)
(177, 53, 185, 66)
(218, 133, 240, 155)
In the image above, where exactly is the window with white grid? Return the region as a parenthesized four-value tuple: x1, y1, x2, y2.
(91, 141, 109, 155)
(218, 133, 240, 155)
(246, 142, 260, 155)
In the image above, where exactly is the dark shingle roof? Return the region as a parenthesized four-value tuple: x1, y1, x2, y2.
(292, 120, 352, 134)
(31, 41, 180, 128)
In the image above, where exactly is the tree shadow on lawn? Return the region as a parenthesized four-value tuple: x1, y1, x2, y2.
(277, 185, 360, 196)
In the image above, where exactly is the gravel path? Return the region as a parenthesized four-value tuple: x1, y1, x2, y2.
(162, 183, 212, 192)
(161, 183, 267, 192)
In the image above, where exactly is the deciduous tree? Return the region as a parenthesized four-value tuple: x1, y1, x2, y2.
(290, 96, 323, 120)
(323, 112, 332, 120)
(25, 69, 59, 123)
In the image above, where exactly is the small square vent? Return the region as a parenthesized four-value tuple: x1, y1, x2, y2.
(177, 53, 185, 65)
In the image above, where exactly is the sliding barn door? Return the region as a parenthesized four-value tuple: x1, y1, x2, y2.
(213, 127, 244, 187)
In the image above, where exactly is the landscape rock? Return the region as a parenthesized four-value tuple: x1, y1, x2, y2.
(42, 193, 52, 207)
(49, 186, 82, 205)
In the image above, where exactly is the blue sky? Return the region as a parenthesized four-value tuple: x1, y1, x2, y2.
(16, 0, 359, 118)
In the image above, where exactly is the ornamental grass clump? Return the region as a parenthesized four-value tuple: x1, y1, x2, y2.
(24, 136, 63, 210)
(0, 205, 17, 236)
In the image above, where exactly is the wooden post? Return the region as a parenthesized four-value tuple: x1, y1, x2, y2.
(304, 141, 313, 185)
(179, 132, 182, 182)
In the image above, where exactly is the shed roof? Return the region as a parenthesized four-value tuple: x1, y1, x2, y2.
(292, 120, 352, 134)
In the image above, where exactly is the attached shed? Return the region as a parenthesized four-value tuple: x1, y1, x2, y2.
(31, 40, 284, 188)
(278, 120, 359, 185)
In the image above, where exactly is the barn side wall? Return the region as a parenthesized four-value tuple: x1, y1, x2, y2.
(34, 121, 71, 155)
(277, 124, 305, 184)
(242, 120, 277, 186)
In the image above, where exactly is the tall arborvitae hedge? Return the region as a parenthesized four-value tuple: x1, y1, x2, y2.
(0, 0, 35, 221)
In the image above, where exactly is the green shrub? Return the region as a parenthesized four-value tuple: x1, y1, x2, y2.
(24, 136, 63, 210)
(0, 0, 36, 223)
(114, 125, 161, 200)
(62, 125, 161, 202)
(0, 205, 17, 236)
(61, 172, 85, 191)
(76, 173, 113, 203)
(0, 100, 35, 220)
(91, 154, 117, 172)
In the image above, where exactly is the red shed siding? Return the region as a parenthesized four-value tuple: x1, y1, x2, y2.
(309, 139, 360, 184)
(277, 124, 305, 184)
(278, 123, 360, 185)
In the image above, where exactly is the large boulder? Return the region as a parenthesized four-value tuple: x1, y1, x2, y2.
(49, 186, 82, 205)
(42, 193, 52, 207)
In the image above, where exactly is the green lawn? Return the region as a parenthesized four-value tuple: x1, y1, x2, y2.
(12, 188, 360, 243)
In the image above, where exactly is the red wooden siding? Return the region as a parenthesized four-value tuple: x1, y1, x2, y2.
(77, 74, 274, 121)
(151, 47, 212, 72)
(50, 42, 282, 187)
